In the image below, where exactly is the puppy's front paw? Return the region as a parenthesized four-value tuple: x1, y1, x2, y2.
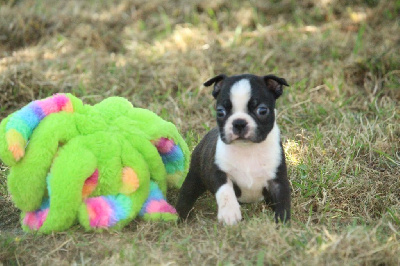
(218, 200, 242, 225)
(216, 183, 242, 225)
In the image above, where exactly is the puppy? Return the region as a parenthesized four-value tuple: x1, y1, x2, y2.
(176, 73, 291, 225)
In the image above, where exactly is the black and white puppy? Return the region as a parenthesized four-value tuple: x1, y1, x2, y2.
(176, 74, 291, 225)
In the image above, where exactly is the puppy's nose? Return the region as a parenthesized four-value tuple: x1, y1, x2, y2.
(232, 119, 248, 135)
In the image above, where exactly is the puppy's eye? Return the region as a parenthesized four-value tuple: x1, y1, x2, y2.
(256, 106, 269, 117)
(216, 107, 227, 118)
(222, 99, 232, 109)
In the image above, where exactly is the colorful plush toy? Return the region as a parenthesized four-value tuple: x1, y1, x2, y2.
(0, 94, 190, 233)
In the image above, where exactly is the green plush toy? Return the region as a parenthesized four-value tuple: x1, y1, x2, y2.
(0, 93, 190, 233)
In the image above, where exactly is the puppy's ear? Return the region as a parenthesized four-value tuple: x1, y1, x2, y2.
(263, 75, 289, 99)
(204, 74, 227, 99)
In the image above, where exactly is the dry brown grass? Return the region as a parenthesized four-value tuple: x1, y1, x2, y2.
(0, 0, 399, 265)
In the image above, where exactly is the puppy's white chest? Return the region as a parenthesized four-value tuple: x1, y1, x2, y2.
(215, 125, 282, 203)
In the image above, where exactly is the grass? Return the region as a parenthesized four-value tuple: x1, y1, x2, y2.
(0, 0, 399, 264)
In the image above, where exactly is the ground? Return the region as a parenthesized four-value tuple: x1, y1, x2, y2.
(0, 0, 399, 265)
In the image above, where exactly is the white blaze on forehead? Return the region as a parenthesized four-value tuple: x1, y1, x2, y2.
(230, 79, 251, 113)
(224, 79, 256, 141)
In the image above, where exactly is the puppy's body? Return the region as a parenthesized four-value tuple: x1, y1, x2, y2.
(176, 74, 291, 225)
(216, 122, 282, 203)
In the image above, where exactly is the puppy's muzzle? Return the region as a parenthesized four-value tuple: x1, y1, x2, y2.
(232, 119, 248, 137)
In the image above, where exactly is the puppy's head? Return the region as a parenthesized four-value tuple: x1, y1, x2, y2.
(204, 74, 288, 144)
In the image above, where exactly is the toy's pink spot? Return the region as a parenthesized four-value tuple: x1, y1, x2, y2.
(23, 209, 49, 230)
(37, 98, 59, 115)
(23, 213, 37, 229)
(53, 94, 69, 110)
(36, 95, 71, 116)
(155, 138, 175, 154)
(146, 200, 177, 214)
(85, 197, 112, 228)
(82, 170, 99, 199)
(120, 167, 139, 194)
(36, 209, 49, 228)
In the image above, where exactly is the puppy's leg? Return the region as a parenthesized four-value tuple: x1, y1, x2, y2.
(263, 187, 275, 211)
(176, 169, 206, 219)
(265, 150, 291, 223)
(266, 177, 291, 223)
(214, 170, 242, 225)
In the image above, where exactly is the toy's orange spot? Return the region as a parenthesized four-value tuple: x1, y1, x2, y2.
(61, 100, 74, 113)
(87, 204, 96, 221)
(120, 167, 139, 194)
(82, 170, 99, 199)
(6, 129, 26, 161)
(9, 145, 25, 161)
(82, 184, 97, 199)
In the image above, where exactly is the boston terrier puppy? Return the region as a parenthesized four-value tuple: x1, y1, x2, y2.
(176, 74, 291, 225)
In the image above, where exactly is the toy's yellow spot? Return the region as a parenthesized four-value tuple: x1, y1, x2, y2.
(120, 167, 139, 194)
(62, 101, 74, 113)
(166, 172, 183, 187)
(6, 129, 26, 161)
